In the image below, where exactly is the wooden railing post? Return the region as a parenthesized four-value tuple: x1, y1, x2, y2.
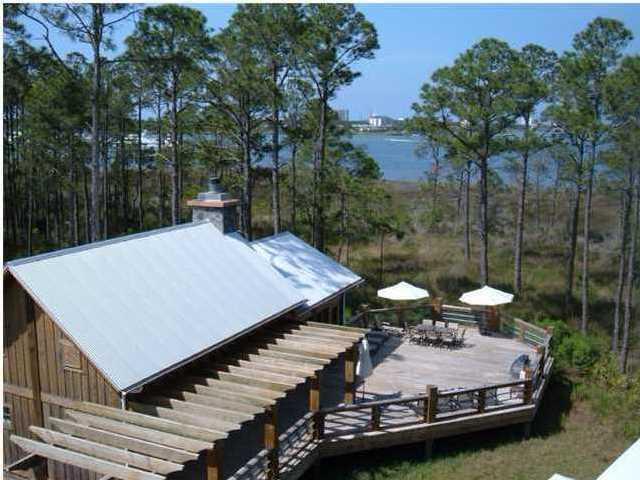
(523, 368, 533, 404)
(264, 405, 279, 480)
(344, 346, 358, 404)
(425, 385, 438, 423)
(371, 405, 381, 431)
(477, 389, 486, 413)
(207, 439, 224, 480)
(313, 411, 325, 440)
(309, 373, 321, 413)
(537, 345, 546, 374)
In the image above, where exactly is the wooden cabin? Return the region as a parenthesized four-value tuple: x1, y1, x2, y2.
(3, 179, 364, 480)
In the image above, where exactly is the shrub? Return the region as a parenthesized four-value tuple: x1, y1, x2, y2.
(537, 318, 601, 371)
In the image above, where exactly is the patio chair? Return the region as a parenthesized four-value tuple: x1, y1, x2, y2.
(426, 330, 440, 347)
(453, 329, 466, 348)
(435, 320, 447, 329)
(442, 334, 455, 350)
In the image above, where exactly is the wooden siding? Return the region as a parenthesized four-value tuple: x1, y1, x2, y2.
(4, 274, 120, 479)
(306, 296, 342, 325)
(34, 306, 120, 405)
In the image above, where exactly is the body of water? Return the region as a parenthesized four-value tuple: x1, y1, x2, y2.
(350, 133, 428, 181)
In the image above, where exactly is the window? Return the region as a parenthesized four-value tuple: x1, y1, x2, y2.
(59, 336, 82, 371)
(3, 403, 12, 430)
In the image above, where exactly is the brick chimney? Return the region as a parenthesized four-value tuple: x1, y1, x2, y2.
(187, 176, 239, 234)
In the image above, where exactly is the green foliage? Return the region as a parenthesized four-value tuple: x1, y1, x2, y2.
(537, 318, 600, 371)
(577, 354, 640, 438)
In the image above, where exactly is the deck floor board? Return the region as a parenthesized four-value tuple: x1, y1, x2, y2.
(363, 328, 536, 397)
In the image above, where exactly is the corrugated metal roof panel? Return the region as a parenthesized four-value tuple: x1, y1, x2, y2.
(251, 232, 362, 307)
(6, 222, 306, 392)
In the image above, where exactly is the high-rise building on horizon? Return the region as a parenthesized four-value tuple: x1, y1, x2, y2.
(336, 109, 349, 122)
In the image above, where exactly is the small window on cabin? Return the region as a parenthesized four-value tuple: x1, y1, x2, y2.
(3, 404, 12, 430)
(59, 337, 82, 371)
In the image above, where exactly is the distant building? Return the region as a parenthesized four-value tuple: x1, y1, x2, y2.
(336, 109, 349, 122)
(368, 114, 396, 128)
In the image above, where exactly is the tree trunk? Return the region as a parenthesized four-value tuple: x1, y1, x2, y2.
(120, 116, 129, 230)
(56, 188, 64, 247)
(271, 66, 281, 235)
(241, 128, 253, 240)
(464, 162, 471, 262)
(137, 95, 144, 229)
(290, 143, 297, 233)
(27, 165, 34, 256)
(337, 191, 347, 262)
(312, 92, 328, 251)
(432, 154, 440, 211)
(620, 180, 639, 372)
(102, 86, 110, 240)
(580, 158, 595, 333)
(478, 156, 489, 285)
(83, 163, 91, 243)
(156, 92, 165, 226)
(89, 5, 104, 242)
(565, 186, 581, 314)
(379, 231, 385, 287)
(69, 144, 79, 246)
(514, 144, 529, 295)
(550, 160, 561, 229)
(612, 183, 631, 353)
(44, 179, 51, 243)
(170, 74, 180, 225)
(456, 169, 464, 218)
(535, 171, 542, 231)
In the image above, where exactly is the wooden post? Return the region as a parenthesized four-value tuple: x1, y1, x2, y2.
(431, 298, 442, 326)
(206, 440, 224, 480)
(264, 405, 279, 480)
(313, 411, 325, 440)
(309, 372, 321, 412)
(424, 438, 434, 459)
(477, 389, 486, 414)
(344, 346, 357, 404)
(398, 308, 405, 329)
(425, 385, 438, 423)
(360, 304, 370, 328)
(523, 368, 533, 405)
(537, 345, 546, 370)
(371, 405, 381, 431)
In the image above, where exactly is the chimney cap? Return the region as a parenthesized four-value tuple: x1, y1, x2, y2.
(198, 176, 229, 201)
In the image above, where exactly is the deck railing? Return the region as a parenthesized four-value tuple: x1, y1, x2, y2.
(228, 413, 317, 480)
(314, 370, 546, 440)
(347, 303, 553, 348)
(229, 307, 554, 480)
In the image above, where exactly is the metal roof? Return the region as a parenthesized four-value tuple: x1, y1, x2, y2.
(251, 232, 362, 307)
(5, 222, 306, 392)
(598, 439, 640, 480)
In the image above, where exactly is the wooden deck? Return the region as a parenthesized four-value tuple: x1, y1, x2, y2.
(228, 318, 553, 480)
(363, 328, 537, 397)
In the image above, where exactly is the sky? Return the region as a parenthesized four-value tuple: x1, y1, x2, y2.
(21, 3, 640, 120)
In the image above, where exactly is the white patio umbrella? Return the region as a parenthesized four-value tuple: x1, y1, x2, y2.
(459, 285, 514, 306)
(377, 281, 429, 301)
